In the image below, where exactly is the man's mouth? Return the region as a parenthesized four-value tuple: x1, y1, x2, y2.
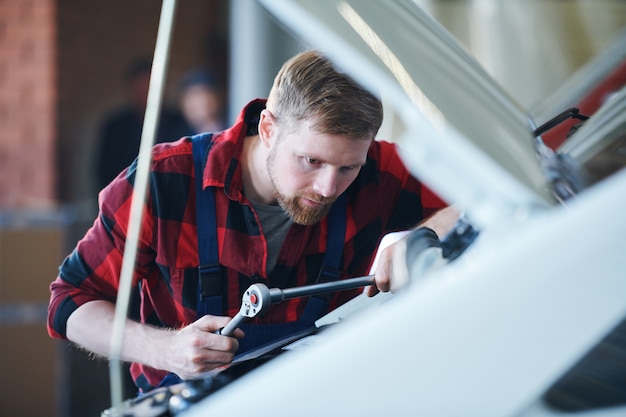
(300, 197, 323, 207)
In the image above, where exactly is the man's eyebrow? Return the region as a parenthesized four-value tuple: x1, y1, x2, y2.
(341, 160, 367, 169)
(298, 149, 366, 168)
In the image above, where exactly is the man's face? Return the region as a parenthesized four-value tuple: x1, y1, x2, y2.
(266, 119, 371, 225)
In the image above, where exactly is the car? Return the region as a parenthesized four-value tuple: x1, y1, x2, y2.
(105, 1, 626, 416)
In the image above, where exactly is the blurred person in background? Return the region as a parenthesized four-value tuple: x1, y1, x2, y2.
(94, 58, 192, 191)
(178, 68, 227, 134)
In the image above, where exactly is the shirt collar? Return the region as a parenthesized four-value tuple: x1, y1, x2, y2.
(203, 99, 266, 203)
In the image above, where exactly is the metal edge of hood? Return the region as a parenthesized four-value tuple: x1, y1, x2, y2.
(557, 85, 626, 188)
(259, 0, 554, 229)
(559, 85, 626, 163)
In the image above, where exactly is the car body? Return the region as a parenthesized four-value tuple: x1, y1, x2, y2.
(110, 1, 626, 416)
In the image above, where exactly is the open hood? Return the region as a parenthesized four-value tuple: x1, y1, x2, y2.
(259, 0, 555, 229)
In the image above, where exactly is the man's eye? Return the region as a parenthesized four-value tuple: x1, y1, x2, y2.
(306, 158, 320, 165)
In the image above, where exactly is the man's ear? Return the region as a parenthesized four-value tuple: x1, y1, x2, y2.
(258, 109, 276, 149)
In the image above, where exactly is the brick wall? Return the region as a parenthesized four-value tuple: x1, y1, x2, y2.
(0, 0, 57, 208)
(0, 0, 226, 210)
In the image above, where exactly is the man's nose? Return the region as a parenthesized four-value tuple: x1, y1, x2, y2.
(313, 168, 338, 198)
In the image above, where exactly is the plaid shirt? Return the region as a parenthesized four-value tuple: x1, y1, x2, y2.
(48, 99, 445, 390)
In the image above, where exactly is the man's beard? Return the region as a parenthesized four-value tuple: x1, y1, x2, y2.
(275, 190, 335, 226)
(267, 148, 335, 226)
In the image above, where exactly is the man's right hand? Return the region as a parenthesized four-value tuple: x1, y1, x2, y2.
(161, 315, 245, 380)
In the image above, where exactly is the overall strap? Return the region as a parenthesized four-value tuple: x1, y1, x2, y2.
(152, 132, 219, 391)
(318, 193, 347, 282)
(191, 133, 222, 317)
(299, 193, 347, 324)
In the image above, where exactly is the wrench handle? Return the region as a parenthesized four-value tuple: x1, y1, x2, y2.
(218, 312, 246, 337)
(272, 275, 375, 302)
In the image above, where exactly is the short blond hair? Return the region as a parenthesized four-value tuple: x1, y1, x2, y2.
(266, 50, 382, 140)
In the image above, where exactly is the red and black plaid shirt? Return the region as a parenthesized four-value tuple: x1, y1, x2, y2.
(48, 99, 445, 390)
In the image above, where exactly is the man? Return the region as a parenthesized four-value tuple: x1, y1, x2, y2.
(48, 51, 457, 393)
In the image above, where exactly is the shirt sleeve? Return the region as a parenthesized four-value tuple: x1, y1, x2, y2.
(375, 140, 447, 231)
(47, 162, 156, 339)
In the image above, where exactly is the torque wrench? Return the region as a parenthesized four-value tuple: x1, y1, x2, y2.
(219, 275, 375, 336)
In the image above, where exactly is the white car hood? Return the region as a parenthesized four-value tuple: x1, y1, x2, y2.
(259, 0, 554, 229)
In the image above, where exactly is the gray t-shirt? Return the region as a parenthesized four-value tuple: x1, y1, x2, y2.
(249, 200, 293, 275)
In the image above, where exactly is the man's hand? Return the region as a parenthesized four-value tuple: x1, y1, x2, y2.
(160, 315, 245, 380)
(366, 238, 402, 297)
(366, 206, 460, 297)
(66, 301, 245, 382)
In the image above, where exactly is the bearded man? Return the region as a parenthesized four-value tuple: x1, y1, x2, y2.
(48, 50, 456, 394)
